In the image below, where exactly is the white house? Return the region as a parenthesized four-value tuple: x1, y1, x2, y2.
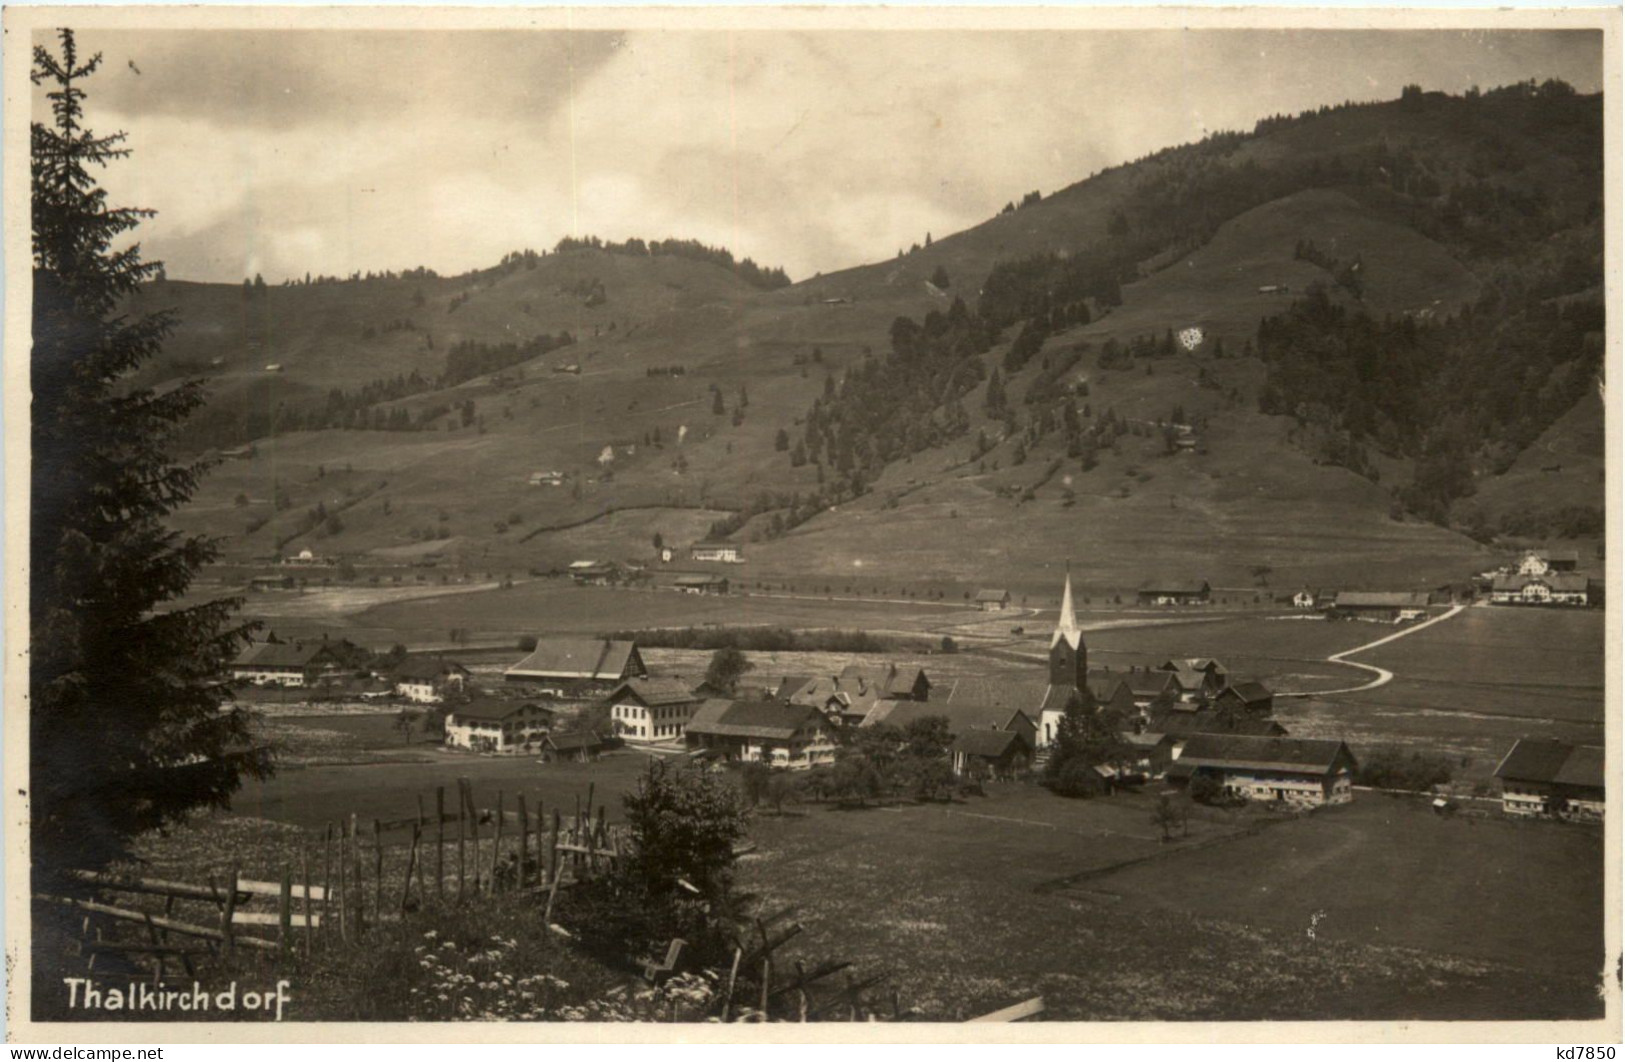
(1292, 589, 1316, 609)
(1170, 735, 1357, 808)
(690, 543, 744, 564)
(391, 657, 470, 703)
(444, 696, 558, 753)
(1489, 573, 1589, 607)
(602, 677, 701, 743)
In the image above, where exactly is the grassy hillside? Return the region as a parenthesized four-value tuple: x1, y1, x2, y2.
(162, 85, 1602, 591)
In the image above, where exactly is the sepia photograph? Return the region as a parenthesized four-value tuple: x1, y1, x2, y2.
(3, 5, 1619, 1041)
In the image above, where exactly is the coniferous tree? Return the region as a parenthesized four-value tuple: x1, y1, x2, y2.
(30, 30, 271, 877)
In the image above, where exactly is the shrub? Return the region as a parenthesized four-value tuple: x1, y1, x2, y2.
(1354, 746, 1453, 791)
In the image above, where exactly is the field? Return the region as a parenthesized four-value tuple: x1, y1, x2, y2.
(737, 786, 1604, 1021)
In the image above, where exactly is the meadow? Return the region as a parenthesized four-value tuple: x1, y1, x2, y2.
(738, 786, 1603, 1021)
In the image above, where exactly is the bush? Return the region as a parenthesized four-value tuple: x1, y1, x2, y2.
(1047, 758, 1108, 799)
(1188, 772, 1225, 805)
(1354, 746, 1453, 791)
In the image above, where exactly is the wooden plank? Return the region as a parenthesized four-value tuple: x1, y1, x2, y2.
(301, 847, 314, 957)
(436, 786, 446, 902)
(551, 842, 620, 859)
(277, 867, 293, 954)
(232, 910, 323, 929)
(965, 996, 1045, 1023)
(67, 869, 247, 905)
(38, 894, 277, 951)
(236, 878, 328, 901)
(220, 866, 240, 953)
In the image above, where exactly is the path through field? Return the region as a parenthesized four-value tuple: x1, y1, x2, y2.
(1284, 604, 1466, 697)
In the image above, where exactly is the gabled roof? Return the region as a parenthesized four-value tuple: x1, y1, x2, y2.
(939, 677, 1053, 711)
(686, 701, 826, 741)
(1160, 658, 1226, 675)
(232, 641, 343, 670)
(674, 574, 728, 587)
(507, 638, 639, 681)
(951, 728, 1026, 759)
(1217, 681, 1273, 705)
(1120, 670, 1179, 696)
(1495, 738, 1604, 789)
(880, 699, 1033, 737)
(974, 588, 1011, 602)
(1151, 707, 1285, 738)
(602, 676, 699, 707)
(773, 675, 816, 702)
(392, 656, 470, 682)
(1335, 591, 1429, 609)
(450, 695, 559, 723)
(1178, 734, 1353, 774)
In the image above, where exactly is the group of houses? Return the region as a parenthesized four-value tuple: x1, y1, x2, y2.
(1483, 549, 1596, 608)
(563, 555, 738, 592)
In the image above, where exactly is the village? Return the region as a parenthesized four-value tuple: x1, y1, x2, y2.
(228, 547, 1606, 824)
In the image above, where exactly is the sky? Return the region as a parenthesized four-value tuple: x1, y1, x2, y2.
(45, 26, 1605, 285)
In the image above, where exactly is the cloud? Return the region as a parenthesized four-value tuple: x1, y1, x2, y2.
(56, 27, 1603, 284)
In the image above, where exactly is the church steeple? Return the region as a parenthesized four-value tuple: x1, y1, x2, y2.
(1049, 567, 1087, 690)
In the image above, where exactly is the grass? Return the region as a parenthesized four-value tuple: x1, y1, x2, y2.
(738, 785, 1605, 1020)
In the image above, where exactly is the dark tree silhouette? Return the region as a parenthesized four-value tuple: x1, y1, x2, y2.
(30, 30, 271, 877)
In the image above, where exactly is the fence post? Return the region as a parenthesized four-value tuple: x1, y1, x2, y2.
(372, 819, 384, 918)
(463, 780, 482, 894)
(517, 795, 530, 890)
(302, 847, 314, 957)
(400, 823, 421, 916)
(548, 810, 560, 884)
(533, 796, 545, 888)
(337, 830, 349, 944)
(322, 824, 334, 943)
(436, 786, 446, 902)
(278, 867, 293, 956)
(456, 783, 466, 899)
(348, 814, 363, 937)
(221, 866, 240, 955)
(492, 791, 505, 893)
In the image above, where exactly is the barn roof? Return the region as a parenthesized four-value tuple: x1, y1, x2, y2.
(507, 638, 639, 681)
(1495, 738, 1604, 789)
(951, 728, 1026, 758)
(1218, 681, 1273, 704)
(602, 676, 699, 707)
(1139, 580, 1211, 595)
(232, 641, 341, 669)
(392, 656, 469, 682)
(1335, 591, 1429, 609)
(937, 677, 1062, 713)
(546, 730, 606, 751)
(450, 694, 558, 723)
(1120, 670, 1179, 696)
(1178, 734, 1352, 774)
(1493, 573, 1589, 593)
(879, 699, 1033, 737)
(685, 701, 825, 740)
(674, 574, 728, 587)
(974, 588, 1011, 602)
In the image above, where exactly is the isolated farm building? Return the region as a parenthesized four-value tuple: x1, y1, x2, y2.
(529, 470, 566, 487)
(602, 677, 702, 743)
(1518, 549, 1580, 576)
(974, 588, 1013, 611)
(444, 695, 558, 753)
(1169, 734, 1356, 807)
(1332, 591, 1431, 621)
(391, 656, 471, 703)
(542, 730, 610, 763)
(875, 698, 1039, 753)
(504, 637, 647, 697)
(1494, 738, 1604, 821)
(1212, 681, 1274, 717)
(674, 574, 730, 595)
(684, 700, 837, 769)
(568, 560, 619, 586)
(1488, 573, 1590, 607)
(950, 727, 1034, 779)
(690, 542, 745, 564)
(249, 574, 296, 591)
(1292, 589, 1317, 609)
(229, 640, 347, 687)
(1136, 580, 1211, 606)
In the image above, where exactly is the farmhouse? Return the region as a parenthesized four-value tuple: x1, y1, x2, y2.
(1170, 734, 1357, 807)
(1488, 573, 1590, 607)
(504, 637, 647, 697)
(875, 698, 1039, 752)
(1212, 681, 1274, 716)
(786, 663, 931, 725)
(568, 560, 618, 586)
(1332, 591, 1431, 621)
(1137, 580, 1211, 606)
(690, 542, 745, 564)
(541, 730, 610, 763)
(974, 588, 1013, 611)
(1494, 738, 1604, 821)
(1157, 659, 1226, 701)
(1118, 668, 1182, 712)
(1292, 588, 1316, 609)
(673, 574, 730, 595)
(229, 640, 347, 687)
(684, 700, 837, 769)
(950, 728, 1034, 779)
(444, 696, 558, 753)
(602, 677, 701, 743)
(390, 656, 471, 703)
(1518, 549, 1580, 576)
